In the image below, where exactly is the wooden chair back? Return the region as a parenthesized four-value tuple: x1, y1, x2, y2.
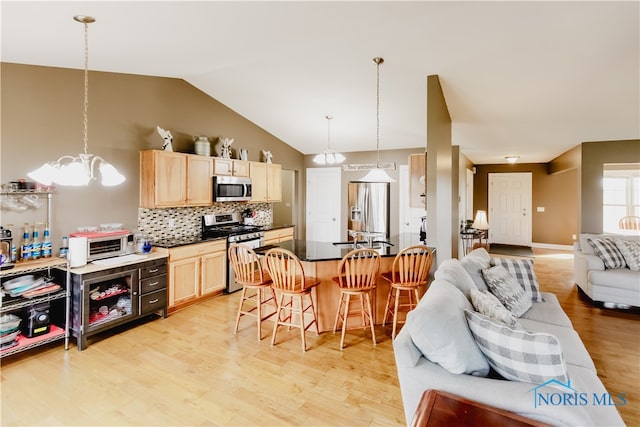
(619, 216, 640, 231)
(228, 243, 268, 286)
(389, 245, 433, 286)
(264, 247, 312, 293)
(336, 248, 380, 290)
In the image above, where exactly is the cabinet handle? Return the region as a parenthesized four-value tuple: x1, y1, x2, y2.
(148, 268, 159, 273)
(147, 281, 159, 287)
(148, 298, 159, 304)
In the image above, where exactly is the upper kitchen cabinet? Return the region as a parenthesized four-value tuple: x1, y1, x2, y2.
(249, 162, 282, 202)
(409, 153, 426, 208)
(140, 150, 213, 208)
(213, 159, 249, 177)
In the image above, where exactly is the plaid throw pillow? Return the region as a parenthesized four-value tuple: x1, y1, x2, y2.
(465, 310, 569, 385)
(588, 238, 627, 269)
(470, 289, 522, 329)
(491, 258, 543, 302)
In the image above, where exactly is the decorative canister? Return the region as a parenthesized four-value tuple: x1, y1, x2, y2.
(193, 136, 211, 156)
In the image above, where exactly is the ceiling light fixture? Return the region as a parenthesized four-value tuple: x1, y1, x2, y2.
(505, 155, 520, 164)
(28, 15, 125, 187)
(313, 115, 345, 165)
(346, 57, 396, 182)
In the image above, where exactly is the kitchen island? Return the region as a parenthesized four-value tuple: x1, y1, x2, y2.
(255, 233, 432, 332)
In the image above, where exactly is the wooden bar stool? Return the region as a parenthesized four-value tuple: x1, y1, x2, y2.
(382, 245, 433, 339)
(333, 248, 380, 349)
(228, 243, 277, 340)
(264, 247, 320, 352)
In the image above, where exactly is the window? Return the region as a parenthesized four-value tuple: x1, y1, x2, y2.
(603, 163, 640, 233)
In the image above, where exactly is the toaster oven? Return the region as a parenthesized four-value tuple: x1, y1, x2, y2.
(69, 230, 132, 261)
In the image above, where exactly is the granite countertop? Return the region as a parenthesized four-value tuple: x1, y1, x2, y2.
(255, 233, 430, 262)
(153, 235, 226, 249)
(153, 224, 295, 249)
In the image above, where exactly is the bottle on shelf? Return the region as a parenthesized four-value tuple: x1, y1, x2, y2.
(42, 222, 52, 258)
(59, 236, 69, 258)
(31, 223, 42, 260)
(7, 223, 17, 263)
(21, 223, 32, 261)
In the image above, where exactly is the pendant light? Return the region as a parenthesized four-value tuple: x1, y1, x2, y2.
(358, 57, 396, 183)
(28, 15, 125, 187)
(313, 115, 345, 165)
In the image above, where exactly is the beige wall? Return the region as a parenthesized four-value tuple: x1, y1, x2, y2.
(473, 163, 579, 246)
(580, 140, 640, 233)
(1, 63, 304, 246)
(426, 75, 454, 260)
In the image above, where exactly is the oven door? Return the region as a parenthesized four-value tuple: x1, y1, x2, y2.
(226, 236, 264, 294)
(213, 176, 252, 202)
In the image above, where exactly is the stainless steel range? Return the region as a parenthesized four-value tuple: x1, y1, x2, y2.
(201, 213, 264, 293)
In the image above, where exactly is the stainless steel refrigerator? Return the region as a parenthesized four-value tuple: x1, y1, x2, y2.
(347, 181, 390, 239)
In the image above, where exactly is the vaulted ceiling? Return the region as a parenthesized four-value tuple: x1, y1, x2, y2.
(2, 1, 638, 164)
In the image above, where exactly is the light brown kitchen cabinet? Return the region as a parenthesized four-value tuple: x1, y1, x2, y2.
(249, 162, 282, 202)
(140, 150, 213, 208)
(213, 159, 249, 177)
(409, 153, 426, 208)
(263, 227, 294, 245)
(156, 239, 227, 313)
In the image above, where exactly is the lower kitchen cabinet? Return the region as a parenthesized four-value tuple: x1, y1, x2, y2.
(263, 227, 295, 245)
(58, 255, 168, 351)
(156, 239, 227, 313)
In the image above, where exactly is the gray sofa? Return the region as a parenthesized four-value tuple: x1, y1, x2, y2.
(393, 248, 625, 426)
(574, 233, 640, 307)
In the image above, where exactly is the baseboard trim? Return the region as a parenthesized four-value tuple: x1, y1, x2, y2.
(531, 242, 573, 251)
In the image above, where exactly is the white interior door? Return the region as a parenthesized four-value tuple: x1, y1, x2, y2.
(306, 167, 341, 242)
(488, 172, 532, 246)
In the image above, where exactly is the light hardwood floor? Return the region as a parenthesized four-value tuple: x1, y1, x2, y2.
(1, 248, 638, 426)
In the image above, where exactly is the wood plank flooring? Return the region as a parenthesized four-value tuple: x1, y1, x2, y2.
(1, 248, 638, 426)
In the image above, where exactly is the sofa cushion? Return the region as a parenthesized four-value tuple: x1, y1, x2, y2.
(588, 238, 626, 269)
(470, 289, 521, 328)
(405, 280, 490, 376)
(482, 265, 532, 317)
(614, 239, 640, 271)
(433, 258, 478, 298)
(460, 248, 491, 291)
(589, 268, 640, 291)
(491, 257, 543, 302)
(518, 318, 596, 373)
(520, 292, 573, 328)
(465, 310, 569, 385)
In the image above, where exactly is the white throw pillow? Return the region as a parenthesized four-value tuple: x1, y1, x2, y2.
(491, 257, 543, 302)
(405, 280, 490, 376)
(482, 265, 532, 317)
(465, 310, 569, 385)
(434, 258, 478, 298)
(614, 239, 640, 271)
(470, 289, 522, 328)
(460, 248, 491, 292)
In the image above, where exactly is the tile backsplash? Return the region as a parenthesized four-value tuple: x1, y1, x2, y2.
(137, 202, 271, 241)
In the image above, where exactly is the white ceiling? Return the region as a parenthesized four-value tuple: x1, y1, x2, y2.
(2, 1, 638, 164)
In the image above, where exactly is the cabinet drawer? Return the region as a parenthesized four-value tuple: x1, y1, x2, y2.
(168, 240, 227, 261)
(139, 289, 167, 316)
(140, 274, 167, 294)
(140, 264, 167, 279)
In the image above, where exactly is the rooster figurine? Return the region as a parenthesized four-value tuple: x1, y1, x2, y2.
(156, 126, 173, 152)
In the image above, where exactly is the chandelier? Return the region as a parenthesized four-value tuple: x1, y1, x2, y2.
(345, 57, 395, 182)
(28, 15, 125, 187)
(313, 115, 345, 165)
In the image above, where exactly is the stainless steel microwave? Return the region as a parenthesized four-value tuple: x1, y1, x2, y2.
(213, 176, 252, 202)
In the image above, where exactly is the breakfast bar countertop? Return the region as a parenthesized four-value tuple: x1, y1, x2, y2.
(255, 233, 428, 262)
